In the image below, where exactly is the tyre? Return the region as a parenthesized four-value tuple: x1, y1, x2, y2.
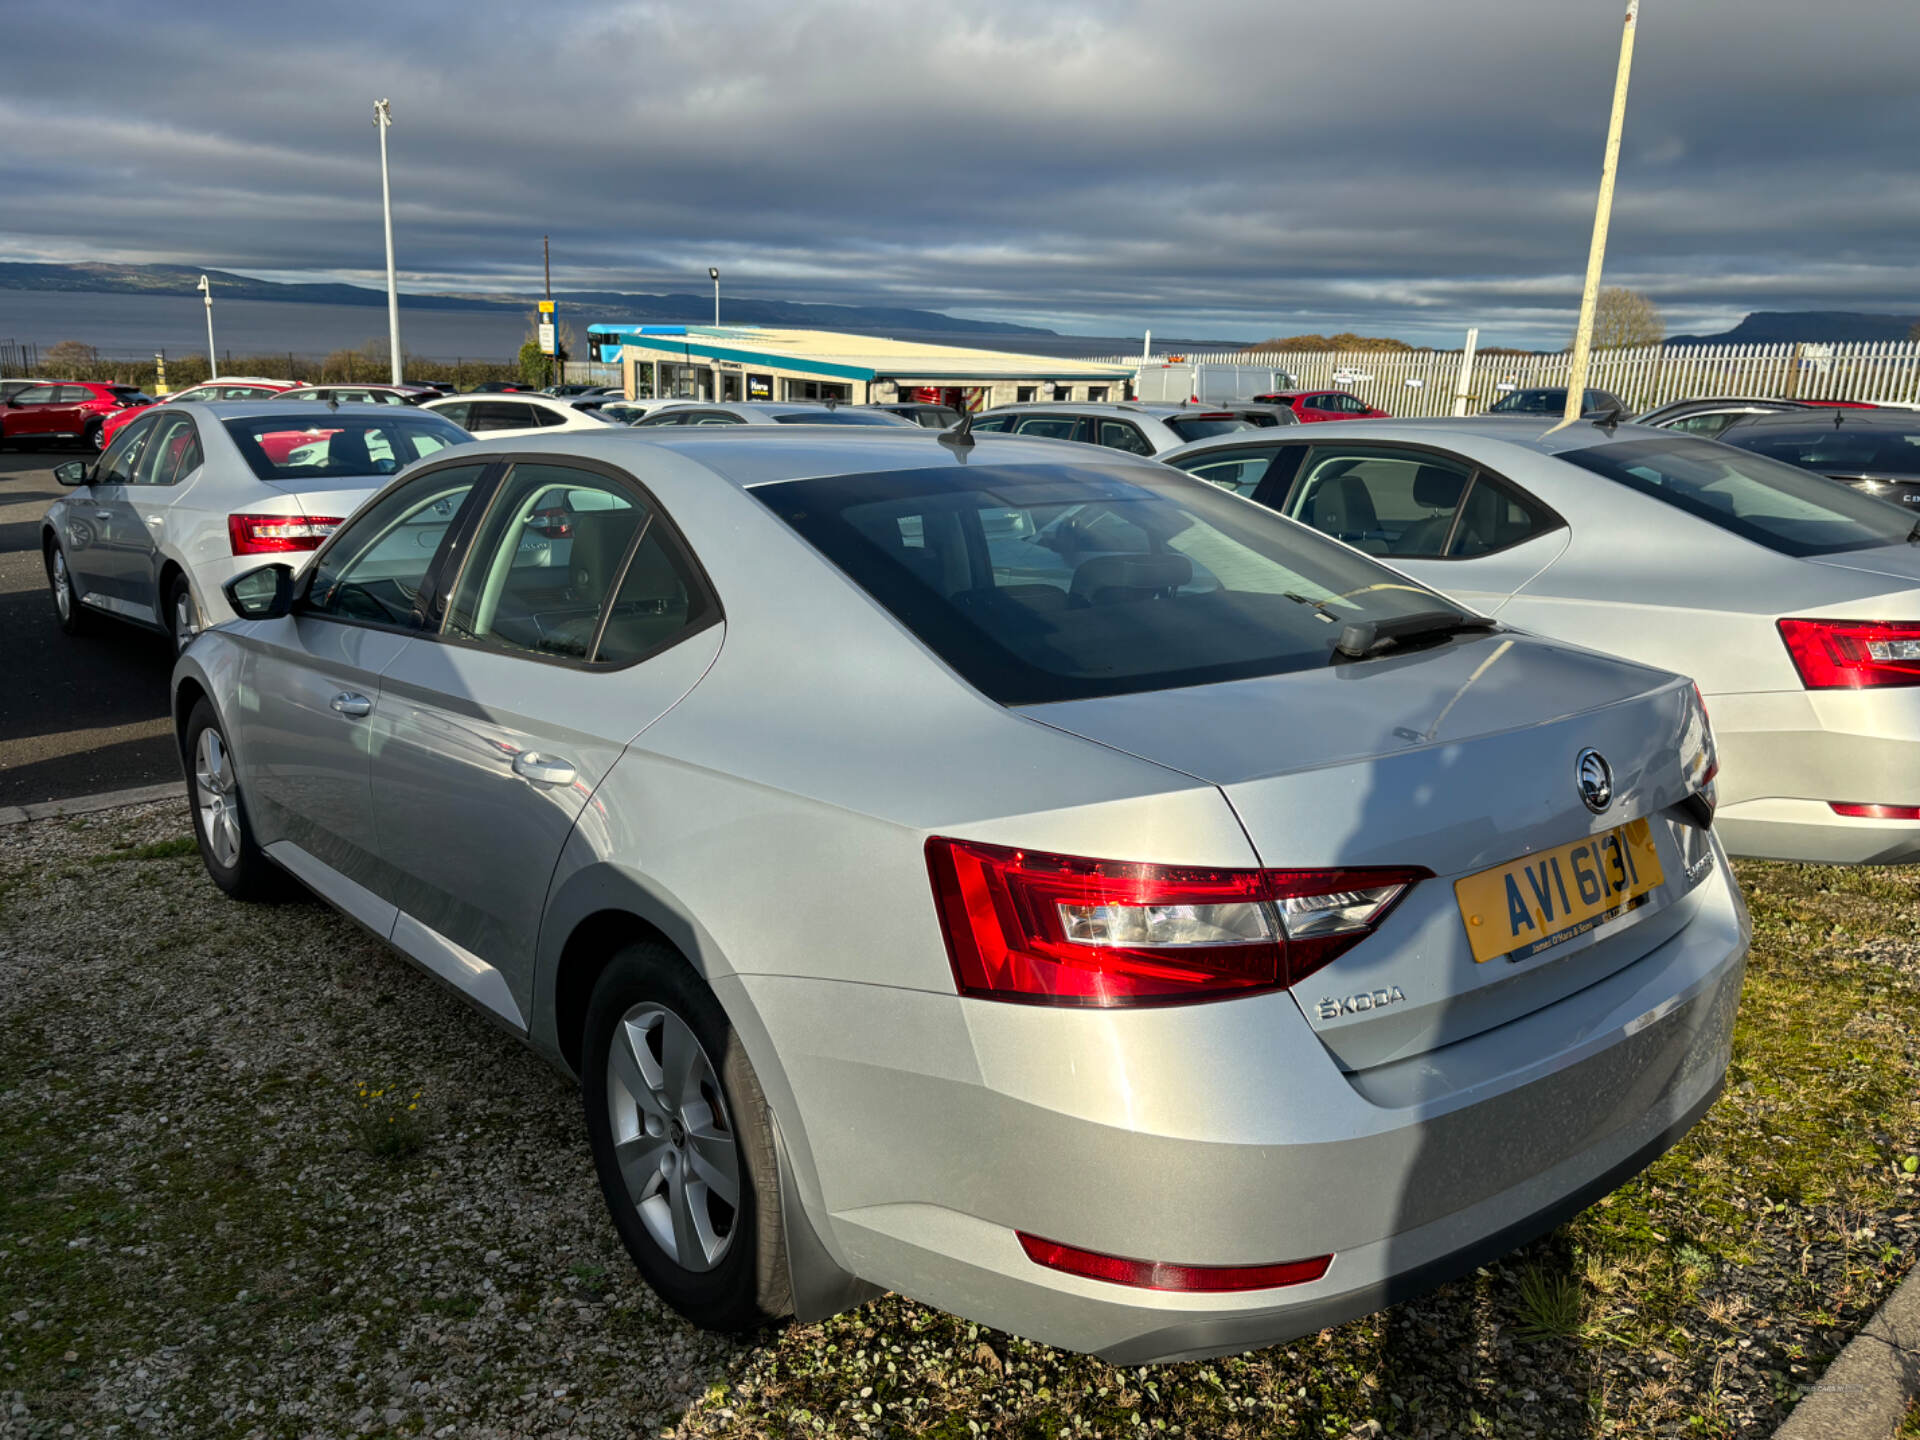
(44, 539, 95, 636)
(582, 944, 790, 1332)
(183, 697, 284, 901)
(166, 571, 200, 655)
(84, 420, 104, 452)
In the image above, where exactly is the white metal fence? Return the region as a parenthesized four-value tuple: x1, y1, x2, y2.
(1084, 342, 1920, 418)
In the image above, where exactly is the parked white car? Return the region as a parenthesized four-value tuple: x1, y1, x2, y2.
(41, 402, 471, 651)
(420, 392, 624, 438)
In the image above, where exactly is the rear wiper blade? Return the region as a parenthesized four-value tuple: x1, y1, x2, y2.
(1334, 610, 1497, 659)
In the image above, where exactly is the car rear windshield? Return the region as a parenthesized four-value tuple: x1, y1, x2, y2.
(771, 410, 912, 426)
(756, 461, 1469, 704)
(1163, 415, 1256, 442)
(1719, 421, 1920, 479)
(1558, 435, 1914, 557)
(222, 414, 470, 481)
(109, 388, 155, 405)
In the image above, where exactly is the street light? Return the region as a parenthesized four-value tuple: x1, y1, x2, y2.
(709, 266, 720, 327)
(196, 274, 217, 378)
(374, 98, 403, 384)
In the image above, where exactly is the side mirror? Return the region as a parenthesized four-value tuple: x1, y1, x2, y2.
(4, 395, 21, 408)
(224, 563, 296, 620)
(53, 461, 91, 486)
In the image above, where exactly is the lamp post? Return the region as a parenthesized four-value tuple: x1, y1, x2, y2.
(709, 266, 720, 327)
(374, 98, 403, 384)
(196, 274, 218, 378)
(1557, 0, 1639, 430)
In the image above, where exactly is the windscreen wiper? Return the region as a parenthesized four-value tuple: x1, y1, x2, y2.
(1334, 610, 1498, 659)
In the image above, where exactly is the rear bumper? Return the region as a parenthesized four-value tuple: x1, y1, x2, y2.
(739, 858, 1748, 1361)
(1711, 687, 1920, 863)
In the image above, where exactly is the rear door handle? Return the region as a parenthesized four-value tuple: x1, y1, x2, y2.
(330, 692, 373, 718)
(511, 752, 576, 786)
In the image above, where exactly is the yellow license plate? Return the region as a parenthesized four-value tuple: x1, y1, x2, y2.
(1454, 818, 1665, 964)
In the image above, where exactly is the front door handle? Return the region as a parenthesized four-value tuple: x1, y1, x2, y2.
(511, 751, 576, 786)
(330, 692, 373, 718)
(93, 510, 113, 521)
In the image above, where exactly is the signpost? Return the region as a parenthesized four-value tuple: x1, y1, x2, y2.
(538, 298, 557, 383)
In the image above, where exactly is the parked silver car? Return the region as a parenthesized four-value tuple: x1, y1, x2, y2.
(973, 401, 1254, 455)
(632, 401, 918, 427)
(173, 426, 1743, 1362)
(1161, 416, 1920, 863)
(43, 402, 470, 651)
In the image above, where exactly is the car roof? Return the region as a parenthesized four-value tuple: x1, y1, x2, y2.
(1157, 414, 1660, 463)
(1719, 406, 1917, 431)
(430, 422, 1147, 489)
(179, 401, 454, 422)
(983, 402, 1156, 417)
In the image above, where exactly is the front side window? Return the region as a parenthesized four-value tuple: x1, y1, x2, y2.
(1167, 445, 1283, 497)
(442, 464, 710, 664)
(970, 415, 1013, 432)
(1286, 447, 1475, 556)
(133, 413, 202, 486)
(633, 410, 688, 427)
(1664, 411, 1740, 438)
(1558, 435, 1914, 557)
(430, 401, 472, 427)
(11, 385, 56, 405)
(757, 461, 1467, 705)
(222, 414, 468, 481)
(305, 465, 488, 627)
(95, 413, 159, 484)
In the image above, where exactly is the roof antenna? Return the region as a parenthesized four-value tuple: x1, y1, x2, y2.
(824, 396, 838, 410)
(1591, 402, 1624, 434)
(1833, 407, 1845, 429)
(327, 393, 340, 412)
(939, 409, 976, 451)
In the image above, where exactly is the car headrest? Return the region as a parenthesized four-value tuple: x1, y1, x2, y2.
(1069, 552, 1194, 603)
(1413, 465, 1466, 510)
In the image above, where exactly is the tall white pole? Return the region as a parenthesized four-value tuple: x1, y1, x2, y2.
(710, 267, 720, 327)
(1452, 326, 1480, 417)
(198, 274, 217, 378)
(374, 98, 403, 384)
(1557, 0, 1639, 430)
(1140, 329, 1151, 364)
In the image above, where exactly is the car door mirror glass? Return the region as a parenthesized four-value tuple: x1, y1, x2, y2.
(53, 461, 91, 486)
(224, 563, 296, 619)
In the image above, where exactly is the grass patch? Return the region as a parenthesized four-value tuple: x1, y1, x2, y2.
(85, 834, 200, 864)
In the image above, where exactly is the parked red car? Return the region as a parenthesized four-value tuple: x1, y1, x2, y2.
(1251, 390, 1391, 423)
(0, 381, 156, 451)
(99, 376, 301, 447)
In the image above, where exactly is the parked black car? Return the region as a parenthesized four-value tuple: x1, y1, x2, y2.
(1715, 407, 1920, 509)
(1485, 386, 1628, 419)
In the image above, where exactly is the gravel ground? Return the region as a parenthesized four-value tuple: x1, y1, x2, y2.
(2, 803, 1917, 1439)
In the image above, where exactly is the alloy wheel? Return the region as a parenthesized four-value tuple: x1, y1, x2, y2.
(605, 1003, 740, 1272)
(194, 726, 242, 869)
(49, 549, 71, 622)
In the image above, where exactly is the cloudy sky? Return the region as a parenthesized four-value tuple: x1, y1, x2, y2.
(1, 0, 1916, 346)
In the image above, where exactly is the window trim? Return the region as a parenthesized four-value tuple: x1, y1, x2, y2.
(134, 412, 203, 487)
(309, 451, 725, 673)
(1267, 439, 1567, 562)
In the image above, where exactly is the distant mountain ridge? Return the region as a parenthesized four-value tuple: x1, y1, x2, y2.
(0, 261, 1057, 337)
(1670, 310, 1920, 345)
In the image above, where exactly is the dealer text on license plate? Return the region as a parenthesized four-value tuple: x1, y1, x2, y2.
(1453, 818, 1665, 964)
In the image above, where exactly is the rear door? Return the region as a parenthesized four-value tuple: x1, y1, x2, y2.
(62, 412, 158, 614)
(366, 457, 724, 1024)
(100, 411, 204, 619)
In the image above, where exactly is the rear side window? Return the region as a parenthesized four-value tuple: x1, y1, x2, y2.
(1559, 435, 1913, 557)
(1163, 416, 1255, 443)
(222, 414, 470, 481)
(1166, 445, 1283, 497)
(756, 462, 1467, 705)
(1012, 415, 1083, 441)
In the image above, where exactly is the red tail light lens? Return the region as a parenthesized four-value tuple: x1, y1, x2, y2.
(1016, 1232, 1332, 1292)
(1830, 802, 1920, 820)
(925, 837, 1426, 1006)
(228, 513, 342, 556)
(1778, 618, 1920, 689)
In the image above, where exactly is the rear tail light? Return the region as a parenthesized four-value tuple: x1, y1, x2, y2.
(1777, 618, 1920, 689)
(1830, 802, 1920, 820)
(228, 513, 342, 556)
(1016, 1232, 1332, 1293)
(924, 837, 1426, 1006)
(1680, 682, 1718, 797)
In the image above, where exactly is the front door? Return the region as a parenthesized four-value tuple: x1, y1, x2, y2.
(4, 384, 62, 442)
(240, 462, 492, 912)
(367, 459, 723, 1024)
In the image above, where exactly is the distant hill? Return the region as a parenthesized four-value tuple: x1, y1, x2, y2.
(1671, 310, 1920, 345)
(1251, 332, 1416, 353)
(0, 261, 1057, 337)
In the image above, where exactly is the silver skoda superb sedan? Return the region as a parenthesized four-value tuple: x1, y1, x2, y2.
(172, 426, 1745, 1363)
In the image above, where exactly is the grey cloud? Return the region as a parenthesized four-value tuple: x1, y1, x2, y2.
(1, 0, 1916, 345)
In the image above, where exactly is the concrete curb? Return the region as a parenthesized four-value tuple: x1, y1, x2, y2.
(1775, 1261, 1920, 1439)
(0, 780, 184, 826)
